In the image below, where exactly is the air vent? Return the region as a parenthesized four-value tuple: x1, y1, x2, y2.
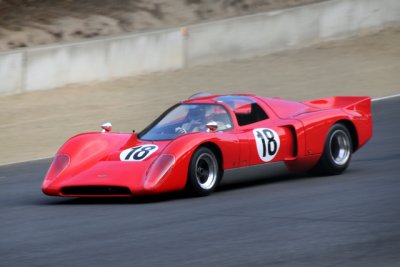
(61, 186, 131, 196)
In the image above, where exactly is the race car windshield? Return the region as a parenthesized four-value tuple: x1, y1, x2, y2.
(139, 104, 233, 141)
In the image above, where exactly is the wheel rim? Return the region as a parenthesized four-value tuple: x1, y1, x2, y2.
(329, 129, 351, 166)
(195, 153, 217, 190)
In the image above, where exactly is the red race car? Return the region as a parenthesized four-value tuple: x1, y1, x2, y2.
(42, 93, 372, 197)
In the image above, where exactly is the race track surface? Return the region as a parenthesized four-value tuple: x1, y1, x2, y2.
(1, 97, 400, 266)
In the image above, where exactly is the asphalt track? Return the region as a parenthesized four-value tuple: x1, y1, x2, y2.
(1, 97, 400, 266)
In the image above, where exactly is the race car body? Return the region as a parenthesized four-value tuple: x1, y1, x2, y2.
(42, 94, 372, 197)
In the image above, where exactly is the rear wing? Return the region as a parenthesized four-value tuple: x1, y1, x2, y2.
(302, 96, 371, 116)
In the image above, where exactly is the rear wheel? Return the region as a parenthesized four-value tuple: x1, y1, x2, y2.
(186, 147, 220, 196)
(311, 124, 353, 175)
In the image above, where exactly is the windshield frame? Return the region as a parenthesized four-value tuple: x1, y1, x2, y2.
(138, 103, 234, 141)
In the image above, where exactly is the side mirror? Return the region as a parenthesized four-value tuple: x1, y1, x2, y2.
(206, 121, 218, 132)
(101, 122, 112, 133)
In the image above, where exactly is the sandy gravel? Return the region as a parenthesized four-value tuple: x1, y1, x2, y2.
(0, 0, 323, 51)
(0, 27, 399, 165)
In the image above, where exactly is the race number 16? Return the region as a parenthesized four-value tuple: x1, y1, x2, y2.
(253, 128, 280, 162)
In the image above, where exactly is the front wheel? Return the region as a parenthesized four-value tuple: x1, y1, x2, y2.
(186, 147, 220, 196)
(310, 124, 353, 175)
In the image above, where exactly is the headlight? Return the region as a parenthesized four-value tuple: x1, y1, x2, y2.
(44, 154, 70, 181)
(144, 154, 175, 190)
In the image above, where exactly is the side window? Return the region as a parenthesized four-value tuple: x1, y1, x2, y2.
(235, 103, 268, 126)
(215, 96, 269, 127)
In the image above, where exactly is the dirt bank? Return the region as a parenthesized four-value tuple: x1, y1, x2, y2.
(0, 0, 324, 51)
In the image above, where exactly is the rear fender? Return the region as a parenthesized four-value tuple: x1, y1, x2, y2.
(297, 110, 351, 156)
(298, 96, 372, 155)
(284, 111, 348, 172)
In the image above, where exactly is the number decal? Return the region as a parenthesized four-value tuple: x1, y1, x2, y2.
(120, 145, 158, 161)
(253, 128, 280, 162)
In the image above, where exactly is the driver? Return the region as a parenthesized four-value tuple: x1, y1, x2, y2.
(175, 105, 207, 134)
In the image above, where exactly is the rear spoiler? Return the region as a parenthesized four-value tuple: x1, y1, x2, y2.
(302, 96, 371, 115)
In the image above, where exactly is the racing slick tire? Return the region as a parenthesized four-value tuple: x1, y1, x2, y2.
(310, 123, 353, 175)
(186, 147, 221, 196)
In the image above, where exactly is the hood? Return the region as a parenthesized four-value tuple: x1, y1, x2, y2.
(43, 132, 172, 193)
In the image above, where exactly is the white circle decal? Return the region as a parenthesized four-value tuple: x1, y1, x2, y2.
(253, 128, 280, 162)
(120, 145, 158, 161)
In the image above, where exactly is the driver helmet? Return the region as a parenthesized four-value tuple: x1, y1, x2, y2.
(188, 105, 206, 122)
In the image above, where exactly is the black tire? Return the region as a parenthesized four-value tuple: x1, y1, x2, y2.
(186, 147, 221, 196)
(310, 123, 353, 175)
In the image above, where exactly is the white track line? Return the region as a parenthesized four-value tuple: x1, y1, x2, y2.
(1, 93, 400, 168)
(371, 93, 400, 102)
(0, 157, 52, 167)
